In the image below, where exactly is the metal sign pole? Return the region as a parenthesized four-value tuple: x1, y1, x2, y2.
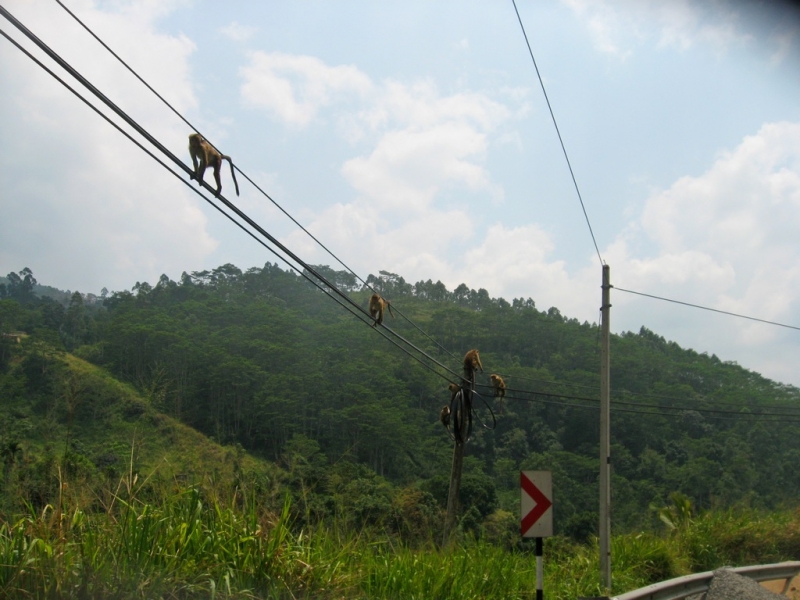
(536, 537, 544, 600)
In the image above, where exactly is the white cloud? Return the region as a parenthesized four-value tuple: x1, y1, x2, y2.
(220, 21, 257, 43)
(0, 0, 213, 293)
(240, 52, 373, 126)
(604, 121, 800, 380)
(342, 123, 501, 212)
(562, 0, 751, 57)
(240, 52, 517, 288)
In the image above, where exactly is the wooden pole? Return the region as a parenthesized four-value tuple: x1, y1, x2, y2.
(443, 367, 474, 544)
(443, 435, 464, 544)
(599, 264, 611, 589)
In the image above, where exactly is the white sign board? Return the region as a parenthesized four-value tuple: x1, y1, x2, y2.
(520, 470, 553, 538)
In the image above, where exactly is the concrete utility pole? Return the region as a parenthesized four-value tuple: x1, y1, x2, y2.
(599, 264, 612, 589)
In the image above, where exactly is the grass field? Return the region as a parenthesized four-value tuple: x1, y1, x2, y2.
(1, 474, 798, 599)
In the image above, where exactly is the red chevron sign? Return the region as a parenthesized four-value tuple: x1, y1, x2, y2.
(520, 471, 553, 538)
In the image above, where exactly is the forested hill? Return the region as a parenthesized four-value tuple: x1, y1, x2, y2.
(1, 263, 799, 538)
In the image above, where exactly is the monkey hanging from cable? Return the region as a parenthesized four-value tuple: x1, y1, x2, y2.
(188, 133, 240, 197)
(368, 293, 394, 327)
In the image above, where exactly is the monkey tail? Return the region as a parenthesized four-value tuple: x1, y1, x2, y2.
(223, 155, 240, 196)
(387, 302, 394, 319)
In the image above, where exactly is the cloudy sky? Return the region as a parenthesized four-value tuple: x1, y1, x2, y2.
(1, 0, 800, 386)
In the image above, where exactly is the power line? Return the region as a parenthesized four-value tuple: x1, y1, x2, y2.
(0, 24, 458, 389)
(54, 0, 458, 364)
(6, 25, 799, 431)
(500, 389, 800, 422)
(511, 0, 603, 267)
(0, 9, 463, 388)
(615, 286, 800, 332)
(496, 372, 800, 411)
(18, 5, 798, 418)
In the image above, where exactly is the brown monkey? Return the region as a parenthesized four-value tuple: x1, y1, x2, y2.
(188, 133, 240, 197)
(439, 405, 450, 428)
(448, 382, 460, 401)
(368, 293, 394, 326)
(463, 349, 483, 374)
(490, 374, 506, 399)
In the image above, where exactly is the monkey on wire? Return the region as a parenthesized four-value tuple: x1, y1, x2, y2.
(489, 374, 506, 398)
(188, 133, 240, 197)
(368, 293, 394, 326)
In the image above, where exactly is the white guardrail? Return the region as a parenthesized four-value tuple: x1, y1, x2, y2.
(611, 561, 800, 600)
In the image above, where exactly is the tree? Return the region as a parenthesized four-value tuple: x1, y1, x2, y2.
(64, 292, 87, 350)
(5, 268, 37, 304)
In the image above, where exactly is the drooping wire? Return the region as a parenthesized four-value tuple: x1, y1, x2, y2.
(615, 286, 800, 332)
(53, 0, 458, 363)
(511, 0, 604, 267)
(499, 384, 800, 419)
(486, 371, 800, 412)
(497, 389, 800, 423)
(0, 10, 463, 386)
(0, 28, 370, 336)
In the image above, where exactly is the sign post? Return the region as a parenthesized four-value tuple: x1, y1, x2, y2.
(521, 471, 553, 600)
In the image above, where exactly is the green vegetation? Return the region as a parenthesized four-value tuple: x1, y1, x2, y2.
(1, 264, 799, 597)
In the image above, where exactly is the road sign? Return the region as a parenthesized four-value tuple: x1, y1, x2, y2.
(521, 470, 553, 538)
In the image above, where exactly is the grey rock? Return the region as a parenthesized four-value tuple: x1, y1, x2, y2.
(705, 568, 786, 600)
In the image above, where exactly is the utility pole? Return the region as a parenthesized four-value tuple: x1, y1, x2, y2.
(444, 426, 464, 544)
(599, 264, 611, 590)
(444, 365, 474, 545)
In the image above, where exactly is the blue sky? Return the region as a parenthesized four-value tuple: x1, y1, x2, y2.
(2, 0, 800, 386)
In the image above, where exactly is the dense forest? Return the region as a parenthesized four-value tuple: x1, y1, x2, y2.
(2, 263, 799, 543)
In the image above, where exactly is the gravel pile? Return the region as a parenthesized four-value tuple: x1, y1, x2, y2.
(705, 568, 787, 600)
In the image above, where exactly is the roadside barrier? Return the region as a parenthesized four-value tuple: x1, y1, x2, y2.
(610, 561, 800, 600)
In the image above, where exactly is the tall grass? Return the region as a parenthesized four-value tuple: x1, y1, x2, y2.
(1, 479, 798, 599)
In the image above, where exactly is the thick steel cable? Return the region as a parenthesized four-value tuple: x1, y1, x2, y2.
(0, 5, 463, 383)
(0, 17, 461, 387)
(0, 24, 459, 387)
(0, 28, 373, 331)
(54, 0, 457, 362)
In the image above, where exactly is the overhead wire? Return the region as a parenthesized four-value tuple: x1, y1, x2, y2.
(16, 4, 798, 420)
(497, 388, 800, 422)
(493, 372, 800, 412)
(0, 7, 464, 386)
(5, 13, 796, 426)
(53, 0, 459, 363)
(615, 286, 800, 332)
(511, 0, 603, 267)
(0, 27, 375, 337)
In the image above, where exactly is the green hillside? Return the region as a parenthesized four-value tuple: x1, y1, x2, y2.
(0, 338, 278, 511)
(3, 263, 798, 535)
